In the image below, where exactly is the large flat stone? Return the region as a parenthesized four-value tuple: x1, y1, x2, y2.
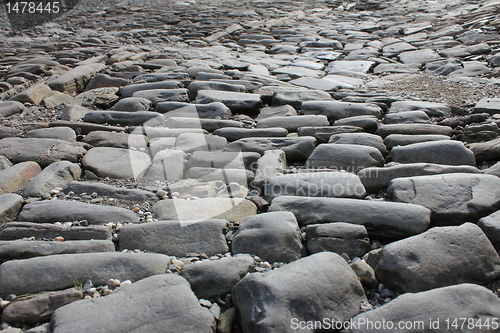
(119, 219, 229, 257)
(48, 63, 105, 94)
(306, 144, 384, 173)
(264, 171, 366, 201)
(0, 138, 87, 168)
(388, 173, 500, 225)
(269, 196, 431, 239)
(226, 137, 316, 161)
(372, 223, 500, 293)
(16, 200, 139, 224)
(390, 141, 475, 166)
(0, 252, 171, 297)
(81, 147, 151, 179)
(50, 274, 215, 333)
(233, 252, 365, 333)
(301, 101, 382, 122)
(0, 222, 112, 241)
(346, 284, 500, 333)
(23, 161, 81, 198)
(358, 163, 482, 193)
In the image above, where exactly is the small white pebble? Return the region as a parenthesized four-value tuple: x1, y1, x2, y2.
(199, 299, 212, 308)
(120, 280, 132, 286)
(109, 279, 121, 287)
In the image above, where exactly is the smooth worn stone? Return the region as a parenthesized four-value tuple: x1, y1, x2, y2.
(359, 163, 482, 193)
(346, 284, 500, 333)
(478, 211, 500, 251)
(10, 83, 52, 104)
(187, 81, 246, 99)
(392, 113, 439, 129)
(0, 101, 25, 117)
(119, 219, 229, 257)
(226, 137, 316, 162)
(85, 74, 128, 91)
(174, 133, 227, 153)
(181, 256, 254, 299)
(82, 111, 163, 126)
(22, 161, 80, 198)
(50, 274, 215, 333)
(398, 49, 442, 65)
(256, 115, 329, 132)
(132, 88, 189, 105)
(195, 90, 263, 114)
(187, 151, 260, 171)
(0, 240, 115, 262)
(298, 126, 364, 143)
(111, 97, 152, 112)
(16, 200, 139, 224)
(62, 181, 157, 202)
(132, 73, 189, 83)
(0, 222, 112, 241)
(326, 60, 375, 73)
(349, 260, 377, 288)
(82, 131, 148, 149)
(48, 63, 105, 94)
(42, 91, 73, 108)
(2, 287, 83, 325)
(67, 87, 119, 108)
(143, 149, 187, 182)
(119, 81, 182, 97)
(484, 161, 500, 177)
(252, 150, 287, 190)
(213, 127, 288, 141)
(0, 162, 41, 195)
(372, 223, 500, 293)
(82, 147, 151, 179)
(301, 101, 382, 122)
(233, 252, 365, 333)
(473, 97, 500, 115)
(272, 66, 324, 79)
(49, 121, 125, 135)
(0, 252, 171, 297)
(264, 172, 366, 202)
(269, 196, 431, 239)
(425, 58, 463, 76)
(382, 42, 417, 57)
(306, 144, 384, 173)
(0, 127, 21, 140)
(157, 102, 231, 120)
(388, 173, 500, 225)
(153, 198, 257, 224)
(289, 77, 350, 91)
(256, 105, 297, 120)
(305, 222, 370, 258)
(328, 133, 388, 156)
(0, 138, 86, 168)
(377, 124, 453, 138)
(388, 100, 452, 117)
(149, 137, 176, 156)
(390, 141, 475, 166)
(165, 117, 242, 132)
(469, 137, 500, 161)
(23, 127, 76, 142)
(232, 211, 304, 263)
(0, 194, 23, 226)
(271, 90, 332, 109)
(449, 62, 492, 77)
(333, 115, 380, 133)
(384, 134, 451, 150)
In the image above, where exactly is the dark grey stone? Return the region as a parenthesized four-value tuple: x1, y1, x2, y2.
(0, 252, 171, 297)
(384, 134, 450, 150)
(119, 81, 182, 97)
(377, 124, 453, 138)
(16, 200, 139, 224)
(328, 133, 388, 156)
(232, 211, 304, 263)
(23, 161, 81, 198)
(301, 100, 382, 122)
(50, 274, 215, 333)
(119, 219, 229, 257)
(227, 137, 316, 161)
(181, 256, 254, 299)
(233, 252, 365, 333)
(271, 90, 332, 109)
(269, 196, 431, 239)
(388, 173, 500, 225)
(213, 127, 288, 141)
(390, 141, 475, 166)
(372, 223, 500, 293)
(82, 111, 164, 126)
(0, 222, 112, 241)
(62, 181, 157, 202)
(306, 144, 384, 173)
